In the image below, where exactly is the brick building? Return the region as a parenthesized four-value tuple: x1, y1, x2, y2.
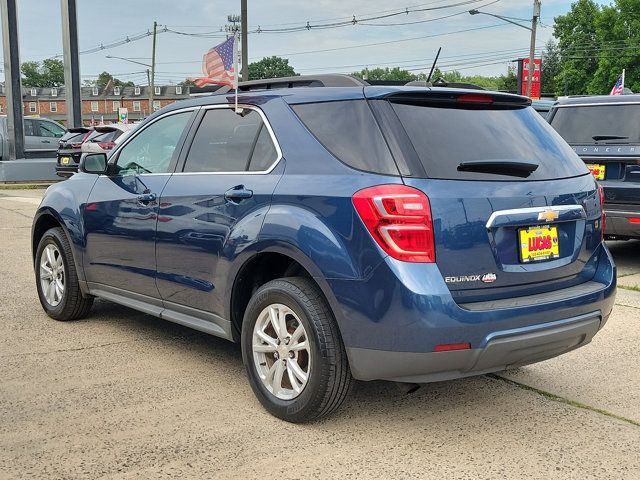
(0, 84, 190, 126)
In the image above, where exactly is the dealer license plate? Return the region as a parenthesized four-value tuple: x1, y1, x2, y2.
(586, 164, 605, 180)
(519, 225, 560, 263)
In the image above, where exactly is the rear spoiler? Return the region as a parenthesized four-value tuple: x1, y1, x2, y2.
(383, 90, 532, 108)
(67, 127, 92, 134)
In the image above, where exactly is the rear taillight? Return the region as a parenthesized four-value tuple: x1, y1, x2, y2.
(352, 184, 435, 262)
(598, 184, 606, 241)
(98, 142, 116, 150)
(70, 143, 82, 149)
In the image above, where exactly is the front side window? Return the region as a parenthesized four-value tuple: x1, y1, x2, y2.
(115, 111, 192, 176)
(39, 120, 65, 138)
(183, 108, 278, 173)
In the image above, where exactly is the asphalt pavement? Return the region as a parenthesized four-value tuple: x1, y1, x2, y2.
(1, 189, 639, 479)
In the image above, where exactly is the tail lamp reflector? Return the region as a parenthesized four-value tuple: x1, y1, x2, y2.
(352, 184, 435, 263)
(628, 218, 640, 224)
(433, 343, 471, 352)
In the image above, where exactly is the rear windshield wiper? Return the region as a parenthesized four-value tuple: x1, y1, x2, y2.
(457, 160, 539, 178)
(592, 135, 629, 141)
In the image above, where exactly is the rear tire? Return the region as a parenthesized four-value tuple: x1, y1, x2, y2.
(35, 227, 93, 321)
(241, 277, 352, 423)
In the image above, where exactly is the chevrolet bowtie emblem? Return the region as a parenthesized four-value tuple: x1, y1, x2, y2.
(538, 209, 559, 222)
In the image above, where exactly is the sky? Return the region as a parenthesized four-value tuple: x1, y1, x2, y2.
(2, 0, 610, 85)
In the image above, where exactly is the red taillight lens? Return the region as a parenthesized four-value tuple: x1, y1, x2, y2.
(352, 184, 435, 262)
(98, 142, 116, 150)
(628, 218, 640, 224)
(598, 184, 606, 241)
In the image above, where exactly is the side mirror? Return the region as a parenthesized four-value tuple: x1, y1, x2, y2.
(79, 152, 108, 174)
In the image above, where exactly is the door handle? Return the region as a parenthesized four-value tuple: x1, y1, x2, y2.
(41, 139, 51, 143)
(137, 192, 156, 204)
(224, 185, 253, 203)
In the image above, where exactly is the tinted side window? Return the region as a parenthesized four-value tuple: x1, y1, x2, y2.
(184, 108, 277, 173)
(116, 111, 192, 175)
(291, 100, 398, 175)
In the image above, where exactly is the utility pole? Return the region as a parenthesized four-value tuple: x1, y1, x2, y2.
(241, 0, 248, 81)
(149, 21, 157, 113)
(526, 0, 541, 98)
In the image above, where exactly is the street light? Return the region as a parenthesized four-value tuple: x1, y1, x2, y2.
(469, 2, 541, 98)
(105, 55, 153, 114)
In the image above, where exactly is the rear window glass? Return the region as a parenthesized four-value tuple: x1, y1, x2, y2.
(550, 104, 640, 144)
(391, 102, 587, 181)
(91, 131, 120, 143)
(291, 100, 398, 176)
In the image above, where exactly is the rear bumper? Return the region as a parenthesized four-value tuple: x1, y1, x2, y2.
(604, 206, 640, 239)
(348, 312, 602, 382)
(328, 244, 616, 382)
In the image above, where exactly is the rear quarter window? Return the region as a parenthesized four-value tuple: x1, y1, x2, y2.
(291, 100, 399, 176)
(391, 101, 587, 181)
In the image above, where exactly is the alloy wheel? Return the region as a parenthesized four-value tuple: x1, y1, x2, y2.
(40, 244, 65, 307)
(252, 303, 311, 400)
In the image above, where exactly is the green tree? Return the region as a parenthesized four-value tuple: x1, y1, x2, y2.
(247, 56, 296, 80)
(21, 58, 65, 87)
(352, 67, 416, 81)
(553, 0, 601, 95)
(541, 39, 561, 95)
(498, 69, 518, 92)
(83, 71, 134, 89)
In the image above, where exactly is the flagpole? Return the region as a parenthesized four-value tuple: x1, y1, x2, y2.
(622, 68, 626, 91)
(234, 31, 240, 114)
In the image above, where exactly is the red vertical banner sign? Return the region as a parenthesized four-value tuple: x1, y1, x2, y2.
(520, 58, 542, 99)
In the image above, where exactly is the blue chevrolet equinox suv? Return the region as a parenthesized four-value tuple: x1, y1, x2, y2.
(32, 75, 616, 422)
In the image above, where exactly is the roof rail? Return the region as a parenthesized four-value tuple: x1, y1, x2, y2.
(237, 74, 367, 92)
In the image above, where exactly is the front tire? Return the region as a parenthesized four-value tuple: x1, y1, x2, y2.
(241, 277, 352, 423)
(35, 227, 93, 321)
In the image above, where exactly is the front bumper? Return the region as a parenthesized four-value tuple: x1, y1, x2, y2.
(328, 244, 616, 382)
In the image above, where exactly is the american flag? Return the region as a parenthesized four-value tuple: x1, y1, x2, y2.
(609, 70, 625, 96)
(193, 36, 237, 88)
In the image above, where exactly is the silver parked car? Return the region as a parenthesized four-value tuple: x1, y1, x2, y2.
(0, 115, 66, 159)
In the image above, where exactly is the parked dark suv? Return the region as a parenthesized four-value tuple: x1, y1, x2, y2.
(549, 95, 640, 239)
(32, 75, 615, 422)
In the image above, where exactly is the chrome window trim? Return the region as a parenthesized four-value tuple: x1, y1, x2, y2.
(485, 205, 585, 229)
(174, 104, 283, 176)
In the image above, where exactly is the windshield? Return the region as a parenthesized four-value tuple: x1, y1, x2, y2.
(391, 102, 587, 181)
(550, 104, 640, 144)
